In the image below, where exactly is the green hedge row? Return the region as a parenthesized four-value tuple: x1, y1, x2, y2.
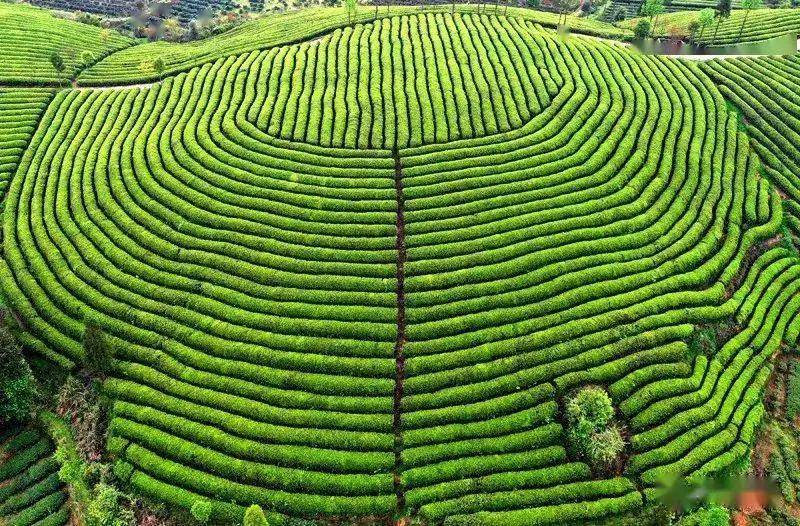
(0, 89, 54, 197)
(0, 428, 69, 526)
(0, 3, 134, 85)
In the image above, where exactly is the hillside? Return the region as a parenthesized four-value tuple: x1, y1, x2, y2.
(77, 6, 632, 86)
(2, 3, 800, 526)
(0, 2, 135, 85)
(620, 8, 800, 45)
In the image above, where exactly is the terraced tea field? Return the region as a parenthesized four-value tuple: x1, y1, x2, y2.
(0, 428, 69, 526)
(2, 2, 800, 525)
(0, 3, 134, 85)
(623, 8, 800, 45)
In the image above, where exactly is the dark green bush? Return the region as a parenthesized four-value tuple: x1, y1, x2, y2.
(0, 310, 37, 425)
(83, 323, 115, 376)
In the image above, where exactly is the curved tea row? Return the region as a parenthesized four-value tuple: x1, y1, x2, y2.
(700, 56, 800, 237)
(627, 9, 800, 45)
(0, 427, 69, 526)
(0, 89, 54, 199)
(243, 13, 553, 148)
(2, 52, 400, 522)
(79, 6, 632, 87)
(399, 22, 790, 524)
(0, 3, 134, 86)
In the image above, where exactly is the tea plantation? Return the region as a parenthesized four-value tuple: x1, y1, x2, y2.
(1, 1, 800, 525)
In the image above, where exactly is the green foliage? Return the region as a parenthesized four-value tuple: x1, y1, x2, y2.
(688, 326, 717, 357)
(0, 375, 37, 424)
(715, 0, 732, 19)
(634, 19, 652, 38)
(640, 0, 665, 19)
(81, 50, 96, 65)
(741, 0, 764, 9)
(566, 386, 615, 431)
(86, 483, 135, 526)
(153, 57, 166, 78)
(677, 506, 730, 526)
(566, 387, 624, 467)
(49, 52, 65, 74)
(698, 7, 715, 28)
(244, 504, 270, 526)
(55, 444, 88, 487)
(0, 311, 37, 425)
(586, 425, 625, 465)
(83, 323, 114, 376)
(112, 460, 135, 483)
(788, 361, 800, 420)
(191, 500, 214, 524)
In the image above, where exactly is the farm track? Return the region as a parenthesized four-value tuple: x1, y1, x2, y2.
(393, 148, 408, 517)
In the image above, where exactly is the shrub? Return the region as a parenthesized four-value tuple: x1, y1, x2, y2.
(83, 323, 114, 376)
(55, 444, 88, 487)
(634, 20, 652, 39)
(56, 376, 107, 463)
(788, 360, 800, 420)
(0, 310, 37, 425)
(566, 387, 625, 468)
(587, 425, 625, 466)
(86, 483, 135, 526)
(191, 500, 214, 524)
(566, 386, 615, 431)
(678, 506, 730, 526)
(244, 504, 270, 526)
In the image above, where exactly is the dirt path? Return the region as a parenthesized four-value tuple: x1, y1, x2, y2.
(71, 79, 160, 90)
(392, 148, 407, 520)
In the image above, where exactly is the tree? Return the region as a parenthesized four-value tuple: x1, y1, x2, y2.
(611, 6, 627, 21)
(687, 20, 700, 41)
(696, 8, 715, 43)
(161, 17, 185, 41)
(83, 323, 114, 377)
(737, 0, 763, 42)
(634, 19, 652, 39)
(345, 0, 357, 22)
(566, 386, 614, 428)
(50, 51, 66, 85)
(153, 57, 166, 79)
(86, 483, 136, 526)
(640, 0, 665, 35)
(711, 0, 732, 45)
(0, 310, 37, 426)
(565, 386, 625, 469)
(244, 505, 270, 526)
(553, 0, 580, 27)
(81, 50, 95, 66)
